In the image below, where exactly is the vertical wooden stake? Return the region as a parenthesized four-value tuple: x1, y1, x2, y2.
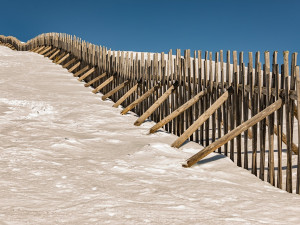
(296, 66, 300, 194)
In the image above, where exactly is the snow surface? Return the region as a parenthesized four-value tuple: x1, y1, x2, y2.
(1, 46, 300, 224)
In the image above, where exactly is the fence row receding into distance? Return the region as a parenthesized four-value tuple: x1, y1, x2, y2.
(0, 32, 300, 194)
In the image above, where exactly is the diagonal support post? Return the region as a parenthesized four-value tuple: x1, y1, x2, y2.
(172, 87, 234, 148)
(183, 98, 283, 168)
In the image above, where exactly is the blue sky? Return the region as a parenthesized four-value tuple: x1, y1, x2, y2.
(1, 0, 299, 63)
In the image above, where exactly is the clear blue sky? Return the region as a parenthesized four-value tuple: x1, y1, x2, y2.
(1, 0, 299, 63)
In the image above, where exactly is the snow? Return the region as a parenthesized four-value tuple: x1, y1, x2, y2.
(1, 45, 300, 224)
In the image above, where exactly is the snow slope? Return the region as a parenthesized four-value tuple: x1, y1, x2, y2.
(0, 46, 300, 224)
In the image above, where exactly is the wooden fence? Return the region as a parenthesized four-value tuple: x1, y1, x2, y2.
(1, 32, 300, 194)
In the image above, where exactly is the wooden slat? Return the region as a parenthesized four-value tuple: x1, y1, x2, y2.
(92, 75, 114, 94)
(211, 52, 218, 147)
(296, 66, 300, 194)
(259, 57, 267, 181)
(49, 50, 60, 60)
(183, 99, 283, 168)
(113, 83, 139, 108)
(39, 46, 52, 55)
(56, 53, 70, 64)
(150, 90, 206, 134)
(276, 62, 283, 189)
(29, 46, 39, 52)
(243, 52, 251, 169)
(36, 46, 46, 54)
(198, 51, 203, 145)
(85, 72, 106, 87)
(30, 46, 39, 52)
(34, 46, 45, 53)
(266, 51, 275, 185)
(121, 84, 160, 115)
(289, 52, 297, 190)
(228, 51, 234, 161)
(186, 50, 193, 140)
(172, 88, 233, 148)
(53, 52, 66, 63)
(134, 82, 178, 126)
(204, 52, 210, 146)
(284, 51, 292, 193)
(44, 48, 57, 57)
(78, 67, 95, 81)
(235, 51, 242, 167)
(102, 80, 129, 100)
(222, 51, 229, 155)
(68, 62, 81, 73)
(194, 51, 201, 143)
(290, 52, 297, 158)
(166, 50, 172, 132)
(216, 52, 221, 153)
(252, 52, 260, 176)
(62, 58, 76, 68)
(73, 65, 89, 77)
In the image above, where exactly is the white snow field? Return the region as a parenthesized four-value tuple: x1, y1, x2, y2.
(1, 45, 300, 225)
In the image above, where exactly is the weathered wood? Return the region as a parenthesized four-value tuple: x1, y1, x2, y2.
(284, 51, 292, 193)
(56, 53, 70, 64)
(68, 62, 81, 73)
(223, 51, 230, 155)
(53, 52, 66, 63)
(246, 84, 297, 155)
(150, 90, 206, 134)
(293, 102, 298, 120)
(244, 52, 252, 169)
(102, 80, 129, 100)
(290, 53, 297, 160)
(296, 66, 300, 194)
(172, 88, 233, 148)
(34, 46, 45, 53)
(276, 62, 283, 189)
(186, 50, 193, 140)
(92, 75, 115, 94)
(78, 67, 95, 81)
(216, 52, 222, 153)
(194, 51, 201, 143)
(211, 52, 218, 147)
(183, 99, 283, 168)
(138, 53, 145, 115)
(121, 84, 160, 115)
(198, 53, 205, 142)
(73, 65, 89, 77)
(29, 46, 39, 52)
(204, 52, 210, 146)
(113, 83, 139, 108)
(259, 57, 266, 181)
(228, 51, 235, 161)
(134, 82, 178, 126)
(162, 52, 168, 131)
(252, 52, 260, 176)
(153, 53, 160, 122)
(259, 63, 267, 181)
(290, 53, 297, 190)
(85, 72, 106, 87)
(235, 51, 242, 167)
(266, 51, 275, 185)
(44, 48, 57, 57)
(177, 50, 183, 136)
(62, 58, 76, 68)
(49, 49, 60, 60)
(39, 46, 52, 55)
